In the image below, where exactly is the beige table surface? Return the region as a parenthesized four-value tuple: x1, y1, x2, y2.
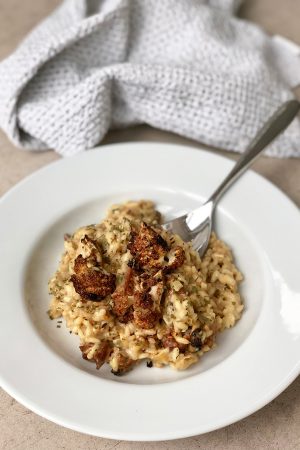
(1, 1, 300, 449)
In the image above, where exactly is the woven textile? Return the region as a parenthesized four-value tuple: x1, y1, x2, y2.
(0, 0, 299, 156)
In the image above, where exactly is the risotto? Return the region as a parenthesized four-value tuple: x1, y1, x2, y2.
(48, 200, 243, 375)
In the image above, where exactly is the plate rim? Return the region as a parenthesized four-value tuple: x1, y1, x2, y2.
(1, 141, 300, 213)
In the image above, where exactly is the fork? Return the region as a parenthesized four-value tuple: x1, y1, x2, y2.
(163, 100, 300, 257)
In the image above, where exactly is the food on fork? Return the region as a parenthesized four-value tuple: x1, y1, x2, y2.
(48, 200, 243, 375)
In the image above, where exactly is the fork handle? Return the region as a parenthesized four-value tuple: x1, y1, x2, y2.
(208, 100, 300, 206)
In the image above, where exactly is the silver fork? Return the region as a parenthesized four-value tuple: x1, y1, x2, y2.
(163, 100, 300, 257)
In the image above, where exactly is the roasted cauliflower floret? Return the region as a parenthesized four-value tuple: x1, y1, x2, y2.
(164, 245, 185, 272)
(133, 279, 164, 329)
(111, 267, 134, 322)
(110, 350, 135, 376)
(77, 235, 103, 263)
(127, 222, 185, 273)
(71, 255, 116, 301)
(133, 292, 160, 329)
(127, 222, 169, 270)
(80, 341, 112, 369)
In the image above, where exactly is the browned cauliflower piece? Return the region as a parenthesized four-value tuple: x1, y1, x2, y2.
(80, 341, 112, 369)
(127, 222, 169, 270)
(133, 279, 164, 329)
(111, 267, 134, 322)
(71, 255, 116, 301)
(110, 351, 136, 376)
(164, 246, 185, 272)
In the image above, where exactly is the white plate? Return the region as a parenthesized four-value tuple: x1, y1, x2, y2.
(0, 143, 299, 441)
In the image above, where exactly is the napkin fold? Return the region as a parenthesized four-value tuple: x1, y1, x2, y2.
(0, 0, 300, 157)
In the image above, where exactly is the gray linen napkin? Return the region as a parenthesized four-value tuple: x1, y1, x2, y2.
(0, 0, 299, 157)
